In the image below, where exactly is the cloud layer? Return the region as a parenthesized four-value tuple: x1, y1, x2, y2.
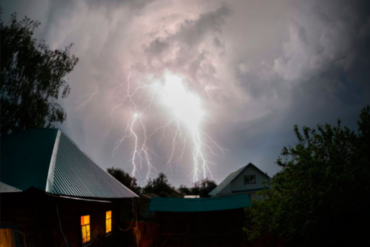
(2, 0, 370, 185)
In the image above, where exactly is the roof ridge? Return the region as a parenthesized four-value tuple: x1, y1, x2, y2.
(45, 130, 61, 193)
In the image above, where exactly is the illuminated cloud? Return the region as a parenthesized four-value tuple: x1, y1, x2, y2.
(2, 0, 370, 185)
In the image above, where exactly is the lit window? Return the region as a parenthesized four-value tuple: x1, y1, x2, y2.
(244, 175, 256, 184)
(106, 211, 112, 234)
(81, 215, 91, 244)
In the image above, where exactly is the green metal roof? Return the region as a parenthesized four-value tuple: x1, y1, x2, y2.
(0, 128, 138, 199)
(0, 128, 58, 191)
(209, 163, 270, 196)
(149, 194, 251, 212)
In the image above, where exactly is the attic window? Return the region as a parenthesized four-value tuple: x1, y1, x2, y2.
(106, 211, 112, 234)
(81, 215, 91, 244)
(244, 175, 256, 184)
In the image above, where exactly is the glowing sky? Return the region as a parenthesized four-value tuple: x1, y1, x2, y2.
(2, 0, 370, 186)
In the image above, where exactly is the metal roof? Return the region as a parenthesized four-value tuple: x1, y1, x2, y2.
(0, 128, 138, 199)
(149, 194, 251, 212)
(209, 163, 270, 196)
(0, 181, 22, 193)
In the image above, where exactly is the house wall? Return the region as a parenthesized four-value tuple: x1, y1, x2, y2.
(231, 166, 269, 193)
(50, 195, 117, 247)
(0, 191, 51, 247)
(215, 166, 270, 199)
(0, 189, 133, 247)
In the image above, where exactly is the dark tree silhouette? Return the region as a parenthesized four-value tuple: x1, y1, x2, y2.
(107, 167, 141, 195)
(192, 178, 217, 197)
(143, 173, 180, 197)
(178, 184, 192, 195)
(0, 13, 78, 134)
(245, 105, 370, 247)
(179, 178, 217, 197)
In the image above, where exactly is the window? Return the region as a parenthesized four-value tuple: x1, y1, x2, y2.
(81, 215, 91, 244)
(0, 228, 26, 247)
(244, 175, 256, 184)
(106, 211, 112, 234)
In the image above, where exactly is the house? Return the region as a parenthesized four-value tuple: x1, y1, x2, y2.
(148, 195, 251, 247)
(0, 128, 138, 247)
(209, 163, 270, 200)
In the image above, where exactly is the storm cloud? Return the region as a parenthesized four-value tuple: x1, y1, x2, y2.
(2, 0, 370, 185)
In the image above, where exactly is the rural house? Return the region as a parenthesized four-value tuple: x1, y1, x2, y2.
(209, 163, 270, 200)
(0, 128, 138, 247)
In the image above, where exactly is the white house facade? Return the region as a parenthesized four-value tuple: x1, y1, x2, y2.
(209, 163, 270, 200)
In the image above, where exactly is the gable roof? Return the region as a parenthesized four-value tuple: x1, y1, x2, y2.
(149, 194, 251, 212)
(209, 163, 270, 196)
(0, 128, 138, 199)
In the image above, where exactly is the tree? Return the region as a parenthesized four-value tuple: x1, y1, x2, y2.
(143, 173, 179, 197)
(0, 13, 78, 134)
(245, 106, 370, 246)
(192, 178, 217, 197)
(178, 178, 217, 197)
(178, 184, 191, 195)
(107, 167, 141, 195)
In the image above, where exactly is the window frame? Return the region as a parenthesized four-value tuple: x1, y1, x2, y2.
(80, 215, 91, 245)
(244, 175, 256, 184)
(105, 211, 112, 235)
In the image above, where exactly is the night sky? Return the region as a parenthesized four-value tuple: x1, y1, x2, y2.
(2, 0, 370, 186)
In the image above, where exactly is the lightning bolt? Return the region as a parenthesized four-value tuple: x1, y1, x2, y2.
(82, 70, 226, 183)
(76, 89, 99, 110)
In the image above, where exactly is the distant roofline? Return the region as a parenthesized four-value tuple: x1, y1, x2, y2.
(245, 163, 271, 179)
(209, 162, 270, 196)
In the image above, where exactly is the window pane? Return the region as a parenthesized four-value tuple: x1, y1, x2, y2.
(87, 225, 90, 241)
(106, 211, 111, 219)
(0, 229, 15, 247)
(81, 215, 90, 225)
(106, 218, 112, 233)
(106, 211, 112, 234)
(81, 215, 91, 243)
(244, 175, 256, 184)
(82, 226, 86, 243)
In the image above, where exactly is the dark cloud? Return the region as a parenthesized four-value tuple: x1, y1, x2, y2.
(1, 0, 370, 186)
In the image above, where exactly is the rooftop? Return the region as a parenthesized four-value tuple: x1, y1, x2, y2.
(0, 128, 138, 199)
(149, 194, 251, 212)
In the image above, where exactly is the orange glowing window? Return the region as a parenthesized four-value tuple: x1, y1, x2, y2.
(106, 211, 112, 233)
(80, 215, 91, 243)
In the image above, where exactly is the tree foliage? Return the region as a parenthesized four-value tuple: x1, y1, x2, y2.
(143, 173, 180, 197)
(0, 13, 78, 134)
(179, 178, 217, 197)
(107, 167, 141, 195)
(245, 106, 370, 246)
(178, 184, 192, 195)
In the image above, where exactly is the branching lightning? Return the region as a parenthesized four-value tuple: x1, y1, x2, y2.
(80, 70, 226, 182)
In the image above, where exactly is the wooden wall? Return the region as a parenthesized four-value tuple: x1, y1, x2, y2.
(0, 189, 135, 247)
